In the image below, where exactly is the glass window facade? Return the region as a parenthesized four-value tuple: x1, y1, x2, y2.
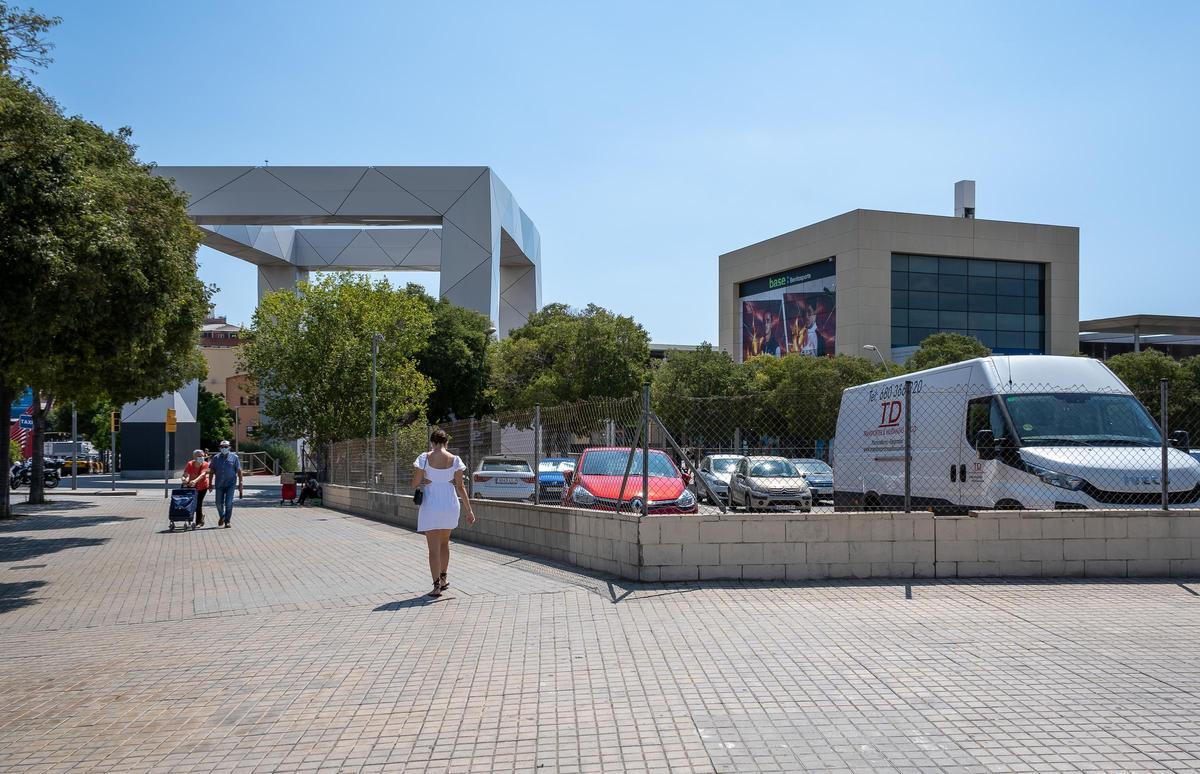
(891, 254, 1044, 353)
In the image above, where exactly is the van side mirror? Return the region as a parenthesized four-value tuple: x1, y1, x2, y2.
(681, 471, 692, 485)
(976, 430, 996, 460)
(563, 469, 573, 486)
(1171, 430, 1191, 453)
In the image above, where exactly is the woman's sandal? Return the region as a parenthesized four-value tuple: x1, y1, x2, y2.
(438, 573, 449, 591)
(427, 581, 442, 598)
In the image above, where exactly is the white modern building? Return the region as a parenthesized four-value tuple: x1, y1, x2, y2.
(153, 165, 542, 336)
(718, 182, 1080, 364)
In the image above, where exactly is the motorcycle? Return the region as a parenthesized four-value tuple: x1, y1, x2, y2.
(8, 460, 61, 490)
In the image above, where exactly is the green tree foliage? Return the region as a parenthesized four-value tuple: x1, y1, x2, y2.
(651, 343, 754, 444)
(402, 284, 493, 422)
(1104, 350, 1200, 436)
(0, 3, 59, 75)
(746, 354, 885, 441)
(197, 386, 234, 450)
(239, 273, 433, 447)
(9, 438, 21, 463)
(0, 64, 208, 510)
(904, 332, 991, 372)
(490, 303, 650, 411)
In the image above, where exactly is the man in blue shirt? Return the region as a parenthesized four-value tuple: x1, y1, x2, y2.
(206, 440, 244, 528)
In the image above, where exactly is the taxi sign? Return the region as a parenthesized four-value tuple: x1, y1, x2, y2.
(19, 415, 34, 429)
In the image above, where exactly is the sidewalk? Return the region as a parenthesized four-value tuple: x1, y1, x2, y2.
(1, 496, 1199, 772)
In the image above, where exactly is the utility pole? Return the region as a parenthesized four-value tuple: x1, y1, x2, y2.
(71, 404, 78, 490)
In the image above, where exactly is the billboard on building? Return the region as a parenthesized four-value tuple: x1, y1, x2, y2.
(738, 258, 836, 362)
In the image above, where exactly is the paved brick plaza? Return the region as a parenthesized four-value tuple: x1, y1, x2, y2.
(2, 489, 1200, 773)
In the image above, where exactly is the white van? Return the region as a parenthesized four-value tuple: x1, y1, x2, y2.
(833, 355, 1200, 512)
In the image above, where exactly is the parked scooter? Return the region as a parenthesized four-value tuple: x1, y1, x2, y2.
(8, 460, 61, 490)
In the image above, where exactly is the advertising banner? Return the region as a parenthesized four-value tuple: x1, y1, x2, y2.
(738, 258, 836, 362)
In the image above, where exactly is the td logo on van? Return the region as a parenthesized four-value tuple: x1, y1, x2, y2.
(879, 400, 903, 428)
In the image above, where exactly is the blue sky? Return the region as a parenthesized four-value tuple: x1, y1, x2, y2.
(31, 0, 1200, 343)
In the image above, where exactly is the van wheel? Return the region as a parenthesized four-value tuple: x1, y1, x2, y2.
(863, 492, 882, 512)
(995, 499, 1023, 510)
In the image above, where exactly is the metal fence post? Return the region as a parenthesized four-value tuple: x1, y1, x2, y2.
(904, 380, 912, 514)
(1161, 378, 1169, 511)
(533, 403, 541, 506)
(642, 384, 650, 518)
(393, 433, 398, 495)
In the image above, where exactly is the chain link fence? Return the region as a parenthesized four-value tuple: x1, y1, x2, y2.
(319, 375, 1200, 515)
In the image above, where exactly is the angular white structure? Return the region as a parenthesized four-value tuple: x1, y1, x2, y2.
(154, 166, 541, 335)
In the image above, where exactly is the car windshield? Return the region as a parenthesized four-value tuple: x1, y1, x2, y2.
(790, 460, 832, 475)
(749, 460, 799, 478)
(538, 460, 574, 472)
(580, 450, 679, 478)
(481, 460, 531, 472)
(1003, 393, 1162, 447)
(711, 458, 741, 473)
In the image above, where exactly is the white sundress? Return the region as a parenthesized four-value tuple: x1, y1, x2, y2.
(414, 452, 466, 532)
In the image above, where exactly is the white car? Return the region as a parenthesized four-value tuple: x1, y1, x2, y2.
(834, 355, 1200, 512)
(696, 454, 744, 503)
(471, 457, 536, 501)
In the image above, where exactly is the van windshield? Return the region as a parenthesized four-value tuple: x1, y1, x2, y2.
(1003, 393, 1162, 447)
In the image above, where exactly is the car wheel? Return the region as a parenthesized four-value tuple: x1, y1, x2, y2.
(995, 499, 1023, 510)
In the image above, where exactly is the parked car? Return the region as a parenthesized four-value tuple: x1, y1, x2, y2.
(536, 457, 575, 503)
(471, 457, 536, 501)
(729, 456, 812, 512)
(789, 458, 834, 503)
(834, 355, 1200, 512)
(696, 454, 744, 503)
(563, 447, 697, 514)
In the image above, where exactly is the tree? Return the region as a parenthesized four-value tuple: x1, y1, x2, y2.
(747, 354, 884, 444)
(1103, 349, 1195, 428)
(0, 3, 59, 75)
(9, 438, 20, 463)
(905, 332, 991, 372)
(0, 72, 209, 510)
(402, 284, 494, 422)
(197, 386, 234, 450)
(651, 343, 754, 446)
(239, 273, 434, 448)
(490, 303, 650, 411)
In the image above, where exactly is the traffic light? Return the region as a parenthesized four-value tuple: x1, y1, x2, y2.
(110, 412, 120, 433)
(165, 408, 177, 433)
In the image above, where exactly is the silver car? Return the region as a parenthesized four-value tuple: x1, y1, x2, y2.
(696, 454, 744, 504)
(471, 457, 535, 501)
(729, 456, 812, 512)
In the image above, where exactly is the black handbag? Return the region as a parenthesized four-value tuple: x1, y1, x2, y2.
(413, 456, 424, 504)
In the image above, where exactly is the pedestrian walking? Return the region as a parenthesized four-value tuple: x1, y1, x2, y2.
(411, 429, 475, 597)
(181, 450, 210, 526)
(207, 440, 244, 528)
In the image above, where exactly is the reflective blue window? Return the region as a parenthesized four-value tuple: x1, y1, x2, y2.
(891, 254, 1045, 354)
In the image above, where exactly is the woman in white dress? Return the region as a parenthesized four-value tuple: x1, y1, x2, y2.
(411, 429, 475, 597)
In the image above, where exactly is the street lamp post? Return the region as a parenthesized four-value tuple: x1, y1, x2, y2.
(862, 344, 893, 376)
(370, 332, 385, 485)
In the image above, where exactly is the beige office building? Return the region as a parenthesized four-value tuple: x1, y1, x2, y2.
(718, 185, 1079, 364)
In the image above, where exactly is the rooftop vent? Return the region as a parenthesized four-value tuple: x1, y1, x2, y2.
(955, 180, 975, 218)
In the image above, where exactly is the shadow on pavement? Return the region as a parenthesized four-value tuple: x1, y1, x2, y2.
(0, 580, 47, 615)
(8, 499, 97, 514)
(373, 594, 448, 611)
(0, 513, 140, 532)
(0, 535, 108, 562)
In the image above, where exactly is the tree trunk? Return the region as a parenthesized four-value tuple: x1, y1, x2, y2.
(27, 392, 53, 505)
(0, 381, 12, 517)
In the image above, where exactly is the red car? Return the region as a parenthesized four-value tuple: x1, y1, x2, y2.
(562, 447, 698, 514)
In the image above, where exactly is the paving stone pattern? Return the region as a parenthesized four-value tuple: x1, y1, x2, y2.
(2, 492, 1200, 772)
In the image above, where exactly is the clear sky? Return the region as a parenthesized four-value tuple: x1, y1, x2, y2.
(29, 0, 1200, 342)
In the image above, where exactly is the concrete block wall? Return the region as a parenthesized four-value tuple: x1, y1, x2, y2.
(323, 486, 1200, 582)
(323, 485, 640, 578)
(640, 510, 1200, 581)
